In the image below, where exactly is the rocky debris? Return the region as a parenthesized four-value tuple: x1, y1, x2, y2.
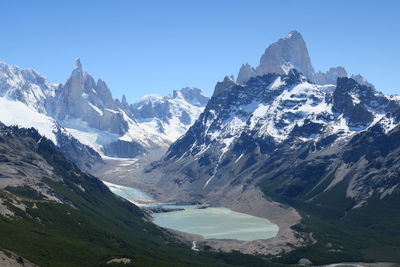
(144, 206, 184, 214)
(298, 258, 313, 266)
(103, 139, 146, 158)
(106, 258, 132, 264)
(0, 124, 81, 210)
(0, 250, 39, 267)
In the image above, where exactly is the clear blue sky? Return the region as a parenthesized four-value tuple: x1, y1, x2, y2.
(1, 0, 399, 102)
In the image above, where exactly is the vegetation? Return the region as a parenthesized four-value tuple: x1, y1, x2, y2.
(0, 132, 283, 266)
(259, 177, 400, 265)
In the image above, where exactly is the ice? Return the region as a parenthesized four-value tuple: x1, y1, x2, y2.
(0, 97, 58, 144)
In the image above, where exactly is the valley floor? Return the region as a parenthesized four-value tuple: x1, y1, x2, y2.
(93, 157, 308, 256)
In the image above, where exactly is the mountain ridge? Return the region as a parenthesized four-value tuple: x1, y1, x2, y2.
(236, 31, 372, 88)
(0, 59, 209, 163)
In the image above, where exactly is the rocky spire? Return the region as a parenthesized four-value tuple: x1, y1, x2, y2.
(236, 63, 256, 84)
(256, 30, 315, 81)
(315, 66, 348, 85)
(122, 94, 128, 105)
(213, 75, 236, 97)
(75, 57, 82, 70)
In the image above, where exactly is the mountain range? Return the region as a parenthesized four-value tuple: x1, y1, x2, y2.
(137, 31, 400, 263)
(1, 30, 400, 265)
(0, 58, 209, 166)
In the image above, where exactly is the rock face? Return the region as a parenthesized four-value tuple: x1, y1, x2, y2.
(256, 31, 315, 81)
(236, 31, 373, 88)
(351, 73, 375, 88)
(55, 128, 103, 171)
(213, 75, 236, 97)
(0, 62, 56, 113)
(53, 59, 128, 135)
(236, 63, 256, 84)
(144, 68, 400, 208)
(0, 59, 209, 162)
(103, 140, 146, 158)
(140, 62, 400, 259)
(315, 66, 348, 85)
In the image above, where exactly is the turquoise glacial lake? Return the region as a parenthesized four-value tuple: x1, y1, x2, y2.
(103, 181, 279, 241)
(153, 205, 278, 241)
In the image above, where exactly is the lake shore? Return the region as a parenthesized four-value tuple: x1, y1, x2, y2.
(103, 179, 308, 255)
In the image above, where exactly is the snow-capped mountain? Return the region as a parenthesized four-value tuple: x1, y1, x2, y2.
(0, 63, 101, 171)
(130, 87, 208, 145)
(141, 32, 400, 212)
(0, 59, 208, 162)
(0, 62, 57, 113)
(52, 58, 128, 135)
(236, 31, 371, 87)
(53, 59, 208, 157)
(0, 96, 102, 171)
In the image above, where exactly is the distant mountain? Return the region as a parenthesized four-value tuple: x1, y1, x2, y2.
(237, 63, 256, 85)
(236, 31, 371, 87)
(0, 61, 56, 113)
(148, 70, 399, 203)
(257, 30, 315, 80)
(0, 86, 101, 171)
(0, 59, 209, 162)
(139, 31, 400, 263)
(131, 87, 208, 145)
(315, 66, 348, 85)
(51, 58, 128, 135)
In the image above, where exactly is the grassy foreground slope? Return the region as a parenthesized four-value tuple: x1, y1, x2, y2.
(0, 124, 275, 267)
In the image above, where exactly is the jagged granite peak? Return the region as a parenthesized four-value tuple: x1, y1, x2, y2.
(213, 75, 236, 97)
(315, 66, 348, 85)
(236, 62, 256, 84)
(351, 73, 375, 88)
(256, 30, 315, 81)
(54, 59, 128, 135)
(0, 59, 211, 160)
(122, 94, 128, 105)
(236, 31, 375, 89)
(75, 57, 83, 70)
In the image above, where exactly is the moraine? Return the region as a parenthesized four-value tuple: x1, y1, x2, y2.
(103, 181, 279, 241)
